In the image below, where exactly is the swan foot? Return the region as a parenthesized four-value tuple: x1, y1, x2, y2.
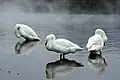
(60, 54, 66, 60)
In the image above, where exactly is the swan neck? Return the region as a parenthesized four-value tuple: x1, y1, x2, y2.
(15, 26, 21, 38)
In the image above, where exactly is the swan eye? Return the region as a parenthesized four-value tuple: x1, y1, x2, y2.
(17, 27, 20, 30)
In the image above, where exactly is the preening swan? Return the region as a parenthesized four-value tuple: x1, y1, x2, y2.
(14, 24, 40, 41)
(86, 29, 108, 52)
(45, 34, 83, 59)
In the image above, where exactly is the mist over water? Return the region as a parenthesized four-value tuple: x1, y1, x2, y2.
(0, 0, 69, 13)
(0, 0, 120, 80)
(0, 0, 120, 14)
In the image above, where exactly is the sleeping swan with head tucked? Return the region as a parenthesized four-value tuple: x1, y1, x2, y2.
(14, 24, 40, 41)
(86, 29, 108, 52)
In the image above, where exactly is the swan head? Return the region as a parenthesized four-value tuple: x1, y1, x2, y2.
(45, 34, 56, 46)
(15, 24, 22, 38)
(95, 29, 108, 41)
(15, 24, 21, 27)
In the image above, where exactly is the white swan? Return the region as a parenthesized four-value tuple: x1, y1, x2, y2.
(45, 34, 83, 59)
(14, 24, 40, 41)
(86, 29, 108, 52)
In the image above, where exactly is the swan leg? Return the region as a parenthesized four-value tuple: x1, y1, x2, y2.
(63, 54, 65, 59)
(60, 54, 66, 60)
(60, 54, 63, 60)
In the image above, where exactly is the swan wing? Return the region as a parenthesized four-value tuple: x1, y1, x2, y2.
(19, 25, 39, 40)
(22, 25, 38, 37)
(48, 39, 82, 53)
(55, 39, 80, 48)
(86, 34, 103, 50)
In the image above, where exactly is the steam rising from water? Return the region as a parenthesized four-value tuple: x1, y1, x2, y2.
(0, 0, 120, 14)
(0, 0, 70, 13)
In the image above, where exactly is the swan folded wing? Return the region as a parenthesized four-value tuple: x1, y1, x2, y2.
(22, 26, 38, 37)
(52, 39, 82, 53)
(55, 39, 80, 48)
(52, 43, 69, 53)
(20, 27, 38, 40)
(86, 34, 103, 50)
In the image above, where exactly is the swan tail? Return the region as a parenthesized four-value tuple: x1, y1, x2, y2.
(25, 37, 40, 41)
(34, 38, 40, 41)
(72, 47, 83, 53)
(76, 47, 83, 51)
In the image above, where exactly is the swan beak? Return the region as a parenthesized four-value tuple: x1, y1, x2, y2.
(104, 42, 106, 46)
(45, 40, 47, 46)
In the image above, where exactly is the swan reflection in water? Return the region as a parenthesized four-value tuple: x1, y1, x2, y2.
(88, 51, 107, 75)
(15, 41, 39, 55)
(46, 58, 84, 79)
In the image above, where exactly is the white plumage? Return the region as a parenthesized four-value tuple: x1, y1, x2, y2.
(86, 29, 108, 51)
(45, 34, 83, 58)
(14, 24, 40, 41)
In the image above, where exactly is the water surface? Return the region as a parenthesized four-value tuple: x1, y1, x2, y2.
(0, 13, 120, 80)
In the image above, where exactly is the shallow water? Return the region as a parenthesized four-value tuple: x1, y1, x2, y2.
(0, 13, 120, 80)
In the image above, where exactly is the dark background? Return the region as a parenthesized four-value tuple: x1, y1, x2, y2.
(0, 0, 119, 14)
